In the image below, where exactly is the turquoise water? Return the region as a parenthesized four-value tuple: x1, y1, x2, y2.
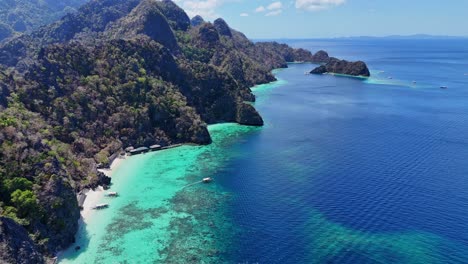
(61, 39, 468, 263)
(59, 124, 261, 263)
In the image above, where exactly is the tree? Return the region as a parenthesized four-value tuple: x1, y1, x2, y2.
(10, 189, 39, 219)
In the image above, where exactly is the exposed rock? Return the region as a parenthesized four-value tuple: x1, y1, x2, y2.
(311, 50, 330, 63)
(310, 65, 327, 74)
(213, 18, 232, 37)
(236, 103, 264, 126)
(156, 0, 191, 31)
(196, 23, 220, 47)
(311, 57, 370, 77)
(190, 15, 204, 27)
(0, 217, 45, 264)
(36, 177, 80, 253)
(106, 0, 180, 53)
(255, 42, 314, 65)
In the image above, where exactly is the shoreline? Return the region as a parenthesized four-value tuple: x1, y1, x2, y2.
(81, 155, 127, 220)
(58, 73, 280, 261)
(57, 155, 128, 262)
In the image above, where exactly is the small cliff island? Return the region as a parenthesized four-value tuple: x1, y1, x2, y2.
(310, 50, 370, 77)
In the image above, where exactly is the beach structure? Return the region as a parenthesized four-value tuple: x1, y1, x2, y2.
(150, 144, 162, 151)
(93, 203, 109, 210)
(129, 147, 149, 155)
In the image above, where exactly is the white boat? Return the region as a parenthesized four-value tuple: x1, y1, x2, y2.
(106, 192, 118, 197)
(93, 203, 109, 210)
(440, 86, 448, 89)
(202, 177, 213, 183)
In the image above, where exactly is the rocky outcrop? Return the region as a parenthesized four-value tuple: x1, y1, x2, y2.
(311, 58, 370, 77)
(236, 103, 264, 126)
(255, 42, 314, 63)
(310, 65, 327, 74)
(190, 15, 204, 27)
(36, 177, 80, 253)
(156, 0, 191, 31)
(196, 23, 220, 47)
(106, 0, 180, 53)
(311, 50, 330, 63)
(213, 18, 232, 37)
(0, 217, 45, 264)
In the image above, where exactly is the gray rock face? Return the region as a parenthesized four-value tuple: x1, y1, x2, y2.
(106, 0, 180, 53)
(236, 103, 264, 126)
(190, 15, 204, 27)
(156, 0, 191, 31)
(311, 50, 330, 63)
(36, 177, 80, 253)
(310, 57, 370, 77)
(0, 217, 45, 264)
(310, 65, 327, 74)
(213, 18, 232, 37)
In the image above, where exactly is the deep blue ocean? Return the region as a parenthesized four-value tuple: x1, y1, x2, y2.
(218, 39, 468, 263)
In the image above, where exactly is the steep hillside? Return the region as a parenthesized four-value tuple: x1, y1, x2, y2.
(0, 0, 316, 261)
(0, 0, 89, 41)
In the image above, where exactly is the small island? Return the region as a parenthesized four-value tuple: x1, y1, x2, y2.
(310, 50, 370, 77)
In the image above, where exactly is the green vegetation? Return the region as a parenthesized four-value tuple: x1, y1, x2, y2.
(0, 0, 88, 41)
(0, 0, 313, 261)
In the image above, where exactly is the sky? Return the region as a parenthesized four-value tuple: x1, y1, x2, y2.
(173, 0, 468, 39)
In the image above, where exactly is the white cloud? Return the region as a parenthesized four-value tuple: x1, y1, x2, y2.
(295, 0, 346, 11)
(255, 6, 266, 13)
(265, 9, 283, 16)
(240, 12, 249, 16)
(173, 0, 237, 19)
(267, 1, 283, 10)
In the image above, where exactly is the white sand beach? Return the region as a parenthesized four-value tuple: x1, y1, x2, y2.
(80, 155, 127, 222)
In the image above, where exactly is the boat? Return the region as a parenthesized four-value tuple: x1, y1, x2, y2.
(202, 177, 213, 183)
(387, 77, 393, 79)
(412, 81, 417, 84)
(440, 86, 448, 89)
(106, 192, 118, 197)
(93, 203, 109, 210)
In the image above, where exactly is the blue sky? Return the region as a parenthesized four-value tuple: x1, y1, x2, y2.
(173, 0, 468, 39)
